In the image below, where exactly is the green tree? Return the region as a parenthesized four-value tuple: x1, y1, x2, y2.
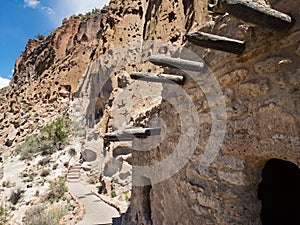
(19, 113, 72, 160)
(35, 34, 46, 41)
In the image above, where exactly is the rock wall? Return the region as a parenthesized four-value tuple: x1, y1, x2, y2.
(0, 10, 107, 150)
(125, 0, 300, 225)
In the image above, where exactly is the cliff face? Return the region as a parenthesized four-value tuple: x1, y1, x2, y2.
(1, 0, 299, 224)
(0, 0, 206, 150)
(0, 0, 205, 220)
(0, 11, 105, 150)
(126, 0, 300, 225)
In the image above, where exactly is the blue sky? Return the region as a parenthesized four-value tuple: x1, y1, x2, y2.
(0, 0, 109, 89)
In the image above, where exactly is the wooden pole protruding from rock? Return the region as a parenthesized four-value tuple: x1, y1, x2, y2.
(148, 55, 205, 72)
(123, 127, 161, 136)
(221, 0, 294, 31)
(104, 127, 161, 142)
(186, 31, 245, 54)
(130, 72, 185, 85)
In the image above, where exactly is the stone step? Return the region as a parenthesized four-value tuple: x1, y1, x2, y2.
(130, 72, 185, 85)
(69, 167, 80, 170)
(68, 172, 80, 176)
(67, 176, 79, 178)
(69, 167, 81, 170)
(68, 170, 81, 174)
(67, 179, 80, 183)
(186, 31, 245, 54)
(67, 174, 80, 178)
(67, 163, 81, 183)
(221, 0, 294, 31)
(74, 163, 82, 167)
(69, 169, 80, 173)
(148, 55, 205, 71)
(104, 127, 161, 142)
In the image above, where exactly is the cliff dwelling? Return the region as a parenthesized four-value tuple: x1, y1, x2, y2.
(103, 0, 300, 224)
(0, 0, 299, 224)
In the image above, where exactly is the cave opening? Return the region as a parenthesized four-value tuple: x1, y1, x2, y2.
(139, 176, 153, 225)
(144, 183, 152, 224)
(258, 158, 300, 225)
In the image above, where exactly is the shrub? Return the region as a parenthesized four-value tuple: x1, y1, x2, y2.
(38, 157, 50, 166)
(19, 114, 72, 160)
(22, 169, 37, 183)
(2, 180, 16, 188)
(41, 113, 72, 147)
(9, 188, 23, 205)
(40, 169, 50, 177)
(52, 163, 58, 170)
(48, 177, 67, 202)
(111, 191, 116, 198)
(0, 204, 10, 225)
(123, 191, 131, 201)
(24, 205, 67, 225)
(91, 8, 100, 14)
(19, 134, 41, 160)
(67, 148, 76, 166)
(35, 34, 46, 41)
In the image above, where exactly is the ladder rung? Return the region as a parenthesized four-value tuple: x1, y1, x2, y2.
(130, 72, 185, 85)
(221, 0, 294, 31)
(104, 127, 161, 142)
(104, 135, 134, 142)
(123, 127, 161, 136)
(148, 55, 205, 71)
(186, 31, 245, 54)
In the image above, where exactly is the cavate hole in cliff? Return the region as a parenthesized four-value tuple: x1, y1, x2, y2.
(168, 11, 176, 23)
(258, 158, 300, 225)
(140, 177, 152, 224)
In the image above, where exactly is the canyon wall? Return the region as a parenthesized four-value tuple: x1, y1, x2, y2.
(0, 0, 299, 224)
(125, 0, 300, 225)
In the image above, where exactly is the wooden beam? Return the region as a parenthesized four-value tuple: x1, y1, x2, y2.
(103, 133, 134, 142)
(123, 127, 161, 136)
(130, 72, 185, 85)
(221, 0, 294, 31)
(104, 127, 161, 142)
(186, 31, 245, 54)
(148, 55, 205, 71)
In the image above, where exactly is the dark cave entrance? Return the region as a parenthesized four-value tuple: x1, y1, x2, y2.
(141, 177, 152, 225)
(258, 158, 300, 225)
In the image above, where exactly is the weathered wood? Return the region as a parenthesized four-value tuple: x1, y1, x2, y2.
(130, 72, 185, 85)
(186, 31, 245, 54)
(221, 0, 294, 31)
(104, 127, 161, 142)
(103, 134, 134, 142)
(148, 55, 205, 71)
(123, 127, 161, 136)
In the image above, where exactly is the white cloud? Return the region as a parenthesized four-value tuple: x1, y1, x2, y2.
(0, 77, 10, 89)
(24, 0, 55, 15)
(50, 0, 109, 26)
(24, 0, 40, 9)
(41, 6, 55, 15)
